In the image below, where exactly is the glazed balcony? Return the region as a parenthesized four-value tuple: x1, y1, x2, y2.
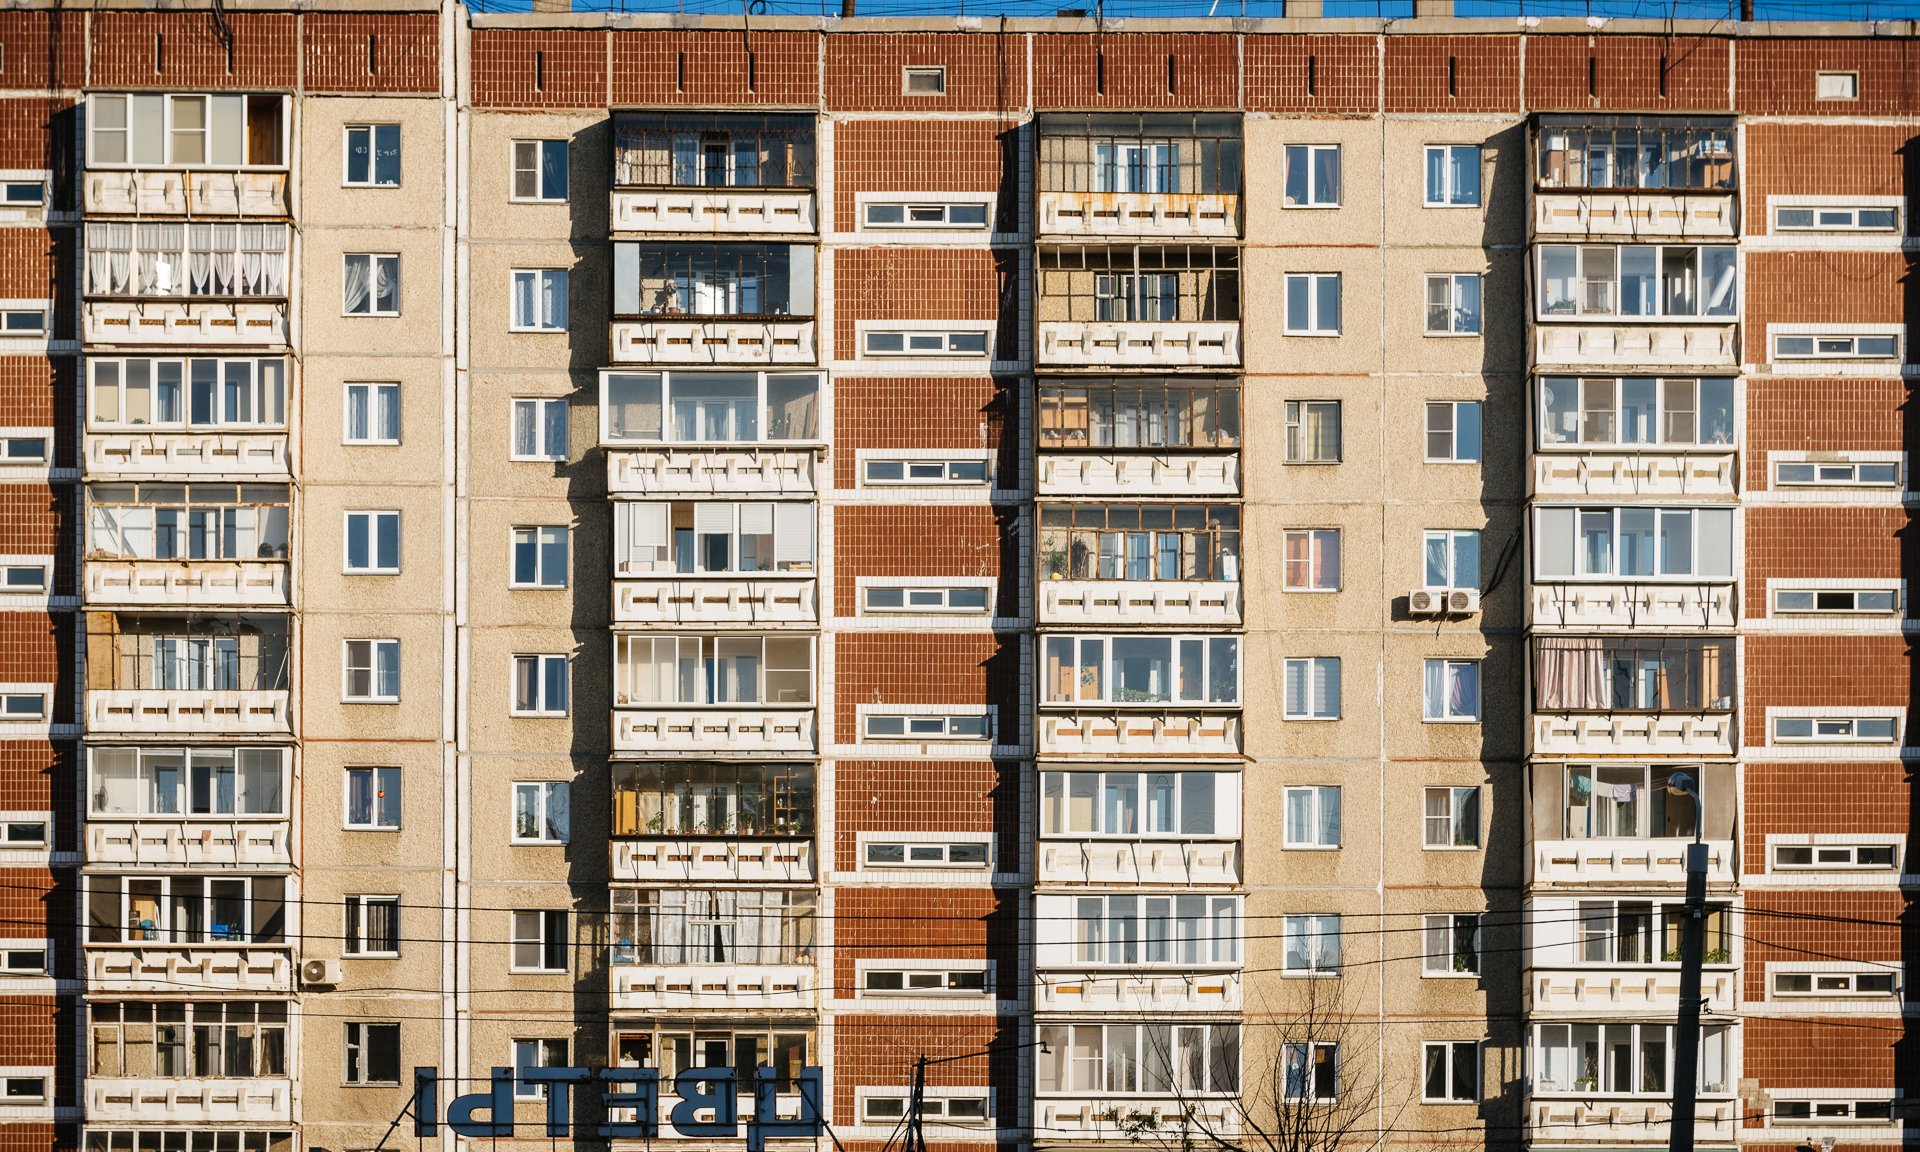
(611, 112, 816, 236)
(83, 92, 288, 191)
(1037, 246, 1240, 369)
(83, 169, 289, 218)
(84, 1079, 291, 1126)
(1533, 116, 1735, 240)
(85, 819, 291, 868)
(611, 762, 814, 881)
(1038, 501, 1241, 626)
(85, 616, 291, 738)
(1530, 635, 1735, 758)
(599, 371, 823, 472)
(1034, 894, 1242, 1010)
(608, 887, 815, 1010)
(612, 499, 817, 627)
(83, 354, 290, 478)
(613, 634, 814, 754)
(1039, 634, 1241, 756)
(1531, 503, 1736, 630)
(1035, 972, 1241, 1012)
(85, 947, 292, 996)
(1036, 837, 1242, 886)
(1532, 375, 1737, 497)
(1526, 895, 1738, 1014)
(1037, 113, 1242, 240)
(1533, 243, 1737, 371)
(1037, 378, 1242, 497)
(611, 242, 814, 366)
(1528, 1021, 1736, 1143)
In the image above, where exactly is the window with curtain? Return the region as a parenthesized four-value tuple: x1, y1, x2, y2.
(511, 781, 570, 843)
(510, 269, 569, 331)
(609, 889, 814, 965)
(1285, 400, 1341, 462)
(1283, 657, 1341, 720)
(1424, 530, 1480, 591)
(1423, 786, 1481, 848)
(511, 398, 569, 460)
(1283, 786, 1340, 848)
(1531, 636, 1733, 712)
(1563, 764, 1700, 840)
(343, 254, 400, 315)
(1425, 145, 1481, 206)
(1423, 659, 1480, 721)
(345, 766, 401, 830)
(345, 382, 401, 444)
(1283, 144, 1341, 207)
(1283, 529, 1341, 591)
(1282, 914, 1341, 973)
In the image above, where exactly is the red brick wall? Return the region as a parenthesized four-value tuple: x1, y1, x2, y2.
(832, 119, 1020, 234)
(0, 993, 61, 1063)
(88, 11, 299, 90)
(302, 12, 440, 94)
(1244, 34, 1377, 114)
(1032, 33, 1237, 110)
(1521, 35, 1729, 111)
(0, 358, 78, 475)
(0, 485, 74, 570)
(0, 227, 58, 301)
(829, 887, 1018, 992)
(832, 632, 1019, 744)
(0, 97, 71, 172)
(1741, 760, 1910, 874)
(1742, 507, 1909, 619)
(1743, 377, 1908, 491)
(612, 30, 816, 107)
(1734, 38, 1920, 116)
(470, 27, 605, 109)
(829, 1014, 1016, 1127)
(825, 33, 1025, 113)
(1742, 634, 1914, 747)
(1743, 122, 1912, 237)
(833, 247, 1019, 361)
(0, 11, 85, 90)
(830, 375, 1017, 490)
(1741, 1016, 1898, 1086)
(1742, 250, 1906, 362)
(1384, 35, 1521, 114)
(0, 612, 70, 691)
(832, 759, 1020, 873)
(833, 504, 1020, 619)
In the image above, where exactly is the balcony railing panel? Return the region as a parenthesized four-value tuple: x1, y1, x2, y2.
(613, 709, 815, 754)
(1038, 321, 1240, 368)
(612, 189, 816, 236)
(84, 1079, 291, 1126)
(1526, 964, 1738, 1016)
(612, 838, 815, 884)
(88, 691, 291, 737)
(1531, 712, 1732, 758)
(85, 947, 292, 996)
(83, 169, 290, 218)
(1037, 455, 1240, 498)
(1037, 1099, 1238, 1140)
(84, 300, 288, 349)
(87, 433, 290, 479)
(1035, 973, 1240, 1012)
(1527, 1100, 1734, 1145)
(1530, 452, 1736, 498)
(1038, 712, 1240, 758)
(1039, 580, 1240, 627)
(86, 561, 289, 610)
(614, 579, 817, 627)
(84, 819, 291, 868)
(1530, 582, 1737, 632)
(609, 964, 817, 1012)
(1036, 837, 1242, 886)
(1534, 324, 1736, 370)
(1534, 191, 1737, 239)
(606, 449, 816, 497)
(1530, 838, 1736, 887)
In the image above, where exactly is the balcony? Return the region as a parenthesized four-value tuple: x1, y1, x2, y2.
(1035, 972, 1240, 1012)
(86, 432, 290, 479)
(1037, 454, 1239, 498)
(610, 319, 817, 366)
(1533, 242, 1737, 371)
(1533, 192, 1736, 239)
(1037, 113, 1241, 241)
(86, 561, 289, 610)
(1534, 116, 1735, 240)
(1534, 324, 1736, 371)
(1531, 712, 1731, 759)
(85, 947, 292, 996)
(612, 838, 815, 884)
(607, 448, 816, 497)
(83, 169, 289, 218)
(613, 189, 815, 236)
(85, 616, 291, 737)
(85, 819, 291, 868)
(1037, 246, 1239, 369)
(1531, 451, 1737, 498)
(600, 370, 822, 452)
(1037, 1099, 1238, 1140)
(84, 1079, 291, 1126)
(1530, 636, 1734, 756)
(1036, 837, 1241, 886)
(1039, 580, 1239, 627)
(611, 498, 817, 627)
(614, 578, 816, 627)
(611, 112, 815, 236)
(614, 709, 814, 754)
(611, 242, 814, 366)
(1529, 583, 1737, 632)
(84, 300, 287, 349)
(1531, 838, 1737, 887)
(1038, 713, 1240, 758)
(1039, 322, 1239, 369)
(1527, 964, 1737, 1016)
(609, 964, 817, 1012)
(1527, 1097, 1735, 1145)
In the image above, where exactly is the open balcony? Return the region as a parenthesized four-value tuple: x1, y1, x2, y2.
(85, 615, 291, 737)
(611, 242, 814, 366)
(611, 112, 815, 236)
(612, 763, 814, 883)
(1530, 635, 1735, 757)
(612, 500, 816, 628)
(1534, 117, 1736, 240)
(86, 947, 292, 996)
(1037, 113, 1241, 240)
(85, 1079, 291, 1126)
(1533, 242, 1737, 371)
(1529, 761, 1736, 888)
(1037, 246, 1239, 369)
(1038, 502, 1239, 627)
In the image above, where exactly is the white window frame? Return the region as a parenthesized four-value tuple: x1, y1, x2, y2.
(1283, 657, 1341, 721)
(1770, 712, 1901, 745)
(861, 837, 992, 870)
(1, 179, 47, 207)
(1425, 401, 1483, 463)
(859, 1089, 991, 1126)
(857, 962, 992, 998)
(1425, 273, 1482, 336)
(861, 709, 993, 742)
(1772, 203, 1900, 233)
(511, 654, 570, 717)
(343, 766, 402, 832)
(510, 397, 570, 462)
(1282, 143, 1341, 208)
(510, 526, 570, 589)
(1282, 1042, 1338, 1102)
(342, 254, 400, 317)
(1770, 840, 1899, 871)
(510, 269, 569, 333)
(1282, 528, 1341, 592)
(509, 910, 569, 973)
(1, 307, 47, 336)
(0, 942, 50, 976)
(1768, 967, 1898, 998)
(342, 124, 401, 188)
(342, 639, 401, 704)
(0, 562, 47, 595)
(1421, 1041, 1480, 1103)
(0, 692, 47, 722)
(511, 781, 570, 845)
(1815, 71, 1860, 100)
(512, 1038, 568, 1098)
(860, 456, 992, 487)
(1423, 529, 1481, 592)
(859, 198, 992, 230)
(343, 1021, 402, 1086)
(1773, 457, 1901, 488)
(1283, 786, 1340, 850)
(1772, 331, 1901, 361)
(859, 583, 993, 615)
(1421, 914, 1481, 977)
(1423, 786, 1482, 847)
(860, 328, 991, 358)
(1281, 914, 1342, 976)
(902, 66, 947, 96)
(1424, 145, 1482, 207)
(1283, 272, 1341, 335)
(344, 382, 401, 445)
(0, 435, 48, 466)
(510, 140, 570, 203)
(343, 511, 401, 575)
(1284, 399, 1342, 464)
(343, 894, 401, 957)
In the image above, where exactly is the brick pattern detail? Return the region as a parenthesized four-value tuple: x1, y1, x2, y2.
(833, 119, 1021, 234)
(1742, 250, 1906, 362)
(0, 227, 57, 300)
(1521, 35, 1729, 111)
(833, 504, 1020, 618)
(0, 357, 78, 475)
(88, 11, 298, 90)
(0, 484, 77, 594)
(832, 759, 1020, 873)
(1383, 35, 1520, 113)
(829, 887, 1019, 993)
(1740, 1016, 1899, 1086)
(1032, 33, 1237, 110)
(471, 28, 605, 109)
(830, 375, 1017, 490)
(825, 33, 1025, 113)
(1743, 122, 1913, 236)
(1742, 377, 1908, 491)
(1244, 34, 1377, 114)
(0, 97, 74, 174)
(612, 30, 816, 107)
(0, 612, 72, 693)
(1742, 634, 1913, 747)
(0, 991, 62, 1063)
(832, 632, 1019, 745)
(0, 11, 86, 90)
(302, 13, 440, 94)
(1741, 760, 1910, 874)
(1734, 38, 1920, 115)
(833, 246, 1019, 360)
(829, 1014, 1017, 1126)
(1742, 506, 1909, 619)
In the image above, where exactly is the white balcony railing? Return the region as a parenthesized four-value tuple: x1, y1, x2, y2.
(1038, 580, 1240, 627)
(606, 449, 817, 497)
(1533, 324, 1736, 371)
(1531, 838, 1737, 887)
(1527, 1096, 1735, 1145)
(1529, 582, 1738, 632)
(613, 708, 815, 754)
(611, 189, 816, 235)
(1037, 192, 1240, 239)
(1038, 1098, 1238, 1140)
(1530, 451, 1738, 498)
(1037, 712, 1240, 758)
(85, 561, 290, 610)
(1035, 972, 1241, 1012)
(609, 320, 816, 366)
(1530, 712, 1733, 759)
(1533, 192, 1737, 239)
(85, 432, 290, 479)
(86, 947, 293, 996)
(85, 1078, 292, 1125)
(614, 578, 817, 627)
(87, 690, 291, 737)
(1036, 454, 1239, 498)
(611, 838, 815, 884)
(1038, 322, 1240, 369)
(84, 819, 291, 868)
(1527, 965, 1738, 1016)
(1035, 838, 1241, 886)
(83, 169, 290, 218)
(608, 964, 816, 1012)
(84, 300, 287, 349)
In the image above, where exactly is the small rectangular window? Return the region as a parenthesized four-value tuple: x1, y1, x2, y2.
(861, 968, 990, 997)
(344, 895, 401, 956)
(1426, 401, 1483, 462)
(1774, 204, 1899, 233)
(1, 309, 46, 335)
(1421, 1041, 1479, 1102)
(1773, 333, 1899, 360)
(1423, 661, 1480, 722)
(344, 511, 401, 574)
(510, 269, 569, 332)
(1283, 529, 1341, 592)
(2, 181, 46, 205)
(862, 586, 992, 614)
(3, 821, 47, 845)
(1426, 274, 1483, 336)
(1424, 145, 1482, 207)
(2, 1078, 45, 1101)
(1421, 915, 1481, 976)
(1815, 71, 1859, 100)
(511, 655, 570, 717)
(1423, 786, 1481, 847)
(1423, 530, 1481, 592)
(1281, 914, 1341, 974)
(903, 66, 947, 96)
(1772, 715, 1899, 744)
(512, 140, 570, 202)
(510, 910, 569, 971)
(1772, 842, 1898, 871)
(1285, 401, 1341, 463)
(862, 201, 989, 229)
(343, 254, 400, 316)
(343, 124, 401, 187)
(1284, 273, 1341, 335)
(513, 1038, 569, 1098)
(511, 398, 569, 461)
(344, 1022, 402, 1085)
(345, 382, 401, 445)
(862, 329, 990, 357)
(864, 713, 992, 741)
(0, 437, 47, 463)
(1770, 970, 1897, 997)
(0, 693, 47, 721)
(1, 565, 47, 592)
(512, 781, 570, 844)
(1283, 786, 1341, 849)
(343, 639, 401, 703)
(1283, 144, 1341, 208)
(864, 840, 991, 868)
(344, 766, 402, 831)
(511, 526, 570, 588)
(1283, 658, 1341, 720)
(1774, 459, 1901, 488)
(1, 948, 48, 973)
(862, 458, 990, 486)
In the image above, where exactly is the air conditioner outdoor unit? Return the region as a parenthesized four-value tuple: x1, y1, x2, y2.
(1408, 589, 1442, 616)
(1448, 589, 1481, 614)
(300, 958, 342, 987)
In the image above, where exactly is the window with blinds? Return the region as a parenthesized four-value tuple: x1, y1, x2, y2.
(614, 501, 816, 577)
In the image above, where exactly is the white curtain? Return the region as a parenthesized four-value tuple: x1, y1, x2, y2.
(207, 223, 237, 295)
(136, 222, 183, 295)
(186, 223, 214, 295)
(732, 890, 762, 961)
(343, 256, 370, 314)
(374, 257, 398, 312)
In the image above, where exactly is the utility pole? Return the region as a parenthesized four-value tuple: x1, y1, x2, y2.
(903, 1055, 927, 1152)
(1666, 773, 1707, 1152)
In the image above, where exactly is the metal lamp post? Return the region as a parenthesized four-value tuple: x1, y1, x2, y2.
(1665, 771, 1708, 1152)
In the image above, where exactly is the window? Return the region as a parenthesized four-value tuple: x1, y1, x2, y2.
(614, 501, 815, 576)
(1, 693, 46, 721)
(1284, 273, 1341, 334)
(345, 382, 401, 444)
(343, 254, 400, 316)
(1534, 636, 1732, 712)
(1067, 894, 1241, 965)
(1774, 204, 1899, 232)
(601, 370, 822, 445)
(610, 112, 815, 189)
(1774, 459, 1900, 488)
(1772, 714, 1899, 744)
(343, 125, 400, 187)
(862, 201, 990, 229)
(1035, 1023, 1240, 1096)
(510, 269, 568, 332)
(1283, 144, 1340, 207)
(862, 329, 990, 357)
(1422, 1042, 1479, 1103)
(1037, 377, 1240, 451)
(1283, 1043, 1338, 1102)
(1536, 244, 1738, 319)
(86, 483, 290, 563)
(512, 1039, 567, 1099)
(903, 66, 946, 95)
(611, 762, 816, 838)
(609, 889, 815, 964)
(1773, 333, 1899, 360)
(1773, 1099, 1896, 1125)
(344, 1023, 400, 1085)
(510, 398, 569, 461)
(1426, 274, 1482, 335)
(1425, 401, 1482, 462)
(344, 511, 400, 574)
(862, 458, 989, 486)
(343, 640, 400, 703)
(1561, 764, 1704, 839)
(1531, 1023, 1731, 1095)
(512, 655, 570, 717)
(344, 895, 400, 956)
(1424, 530, 1480, 591)
(861, 968, 989, 997)
(862, 1093, 991, 1124)
(1536, 118, 1733, 191)
(1772, 842, 1898, 871)
(87, 875, 285, 944)
(89, 747, 287, 818)
(1575, 900, 1725, 965)
(2, 309, 45, 335)
(863, 841, 990, 868)
(83, 223, 289, 299)
(511, 526, 569, 588)
(1040, 634, 1240, 706)
(1039, 770, 1229, 838)
(1285, 401, 1341, 463)
(2, 1076, 44, 1101)
(89, 1002, 290, 1081)
(4, 821, 47, 846)
(1424, 145, 1481, 207)
(1423, 787, 1481, 847)
(87, 93, 285, 168)
(1, 564, 46, 593)
(1770, 970, 1898, 997)
(1282, 914, 1341, 975)
(3, 181, 45, 205)
(511, 140, 569, 202)
(510, 910, 568, 972)
(1816, 71, 1859, 100)
(862, 586, 991, 614)
(1283, 786, 1340, 849)
(1283, 529, 1341, 591)
(511, 782, 570, 845)
(1, 437, 47, 464)
(615, 635, 813, 707)
(1532, 506, 1735, 581)
(1537, 376, 1735, 448)
(87, 357, 289, 432)
(1283, 658, 1341, 720)
(1424, 659, 1479, 718)
(344, 767, 401, 831)
(1422, 915, 1480, 976)
(612, 241, 812, 319)
(864, 712, 992, 741)
(1, 947, 48, 974)
(1038, 503, 1240, 583)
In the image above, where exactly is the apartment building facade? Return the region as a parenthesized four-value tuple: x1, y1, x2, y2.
(0, 5, 1910, 1152)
